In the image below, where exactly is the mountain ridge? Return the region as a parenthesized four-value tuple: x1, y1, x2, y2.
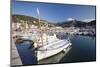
(12, 14, 96, 28)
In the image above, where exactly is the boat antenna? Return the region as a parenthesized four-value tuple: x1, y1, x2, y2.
(37, 8, 40, 28)
(37, 8, 43, 46)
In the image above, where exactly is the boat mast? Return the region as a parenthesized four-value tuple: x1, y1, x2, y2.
(37, 8, 43, 46)
(37, 8, 40, 28)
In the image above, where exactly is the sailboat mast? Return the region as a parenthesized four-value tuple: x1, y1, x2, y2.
(37, 8, 43, 46)
(37, 8, 40, 28)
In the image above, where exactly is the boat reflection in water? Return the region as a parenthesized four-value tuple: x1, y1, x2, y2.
(38, 46, 72, 64)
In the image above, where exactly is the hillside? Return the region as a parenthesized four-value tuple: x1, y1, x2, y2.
(12, 14, 48, 27)
(12, 14, 96, 28)
(57, 20, 96, 28)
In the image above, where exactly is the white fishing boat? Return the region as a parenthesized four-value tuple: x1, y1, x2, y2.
(17, 8, 72, 62)
(36, 32, 72, 61)
(34, 8, 72, 61)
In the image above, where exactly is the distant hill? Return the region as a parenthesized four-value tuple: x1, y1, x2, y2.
(12, 14, 48, 27)
(57, 20, 96, 28)
(12, 14, 96, 28)
(87, 20, 96, 26)
(12, 14, 38, 22)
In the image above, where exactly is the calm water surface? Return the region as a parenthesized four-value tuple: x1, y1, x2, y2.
(16, 35, 96, 65)
(16, 42, 37, 65)
(60, 35, 96, 63)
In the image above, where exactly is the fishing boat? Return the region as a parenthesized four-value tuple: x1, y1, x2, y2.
(34, 8, 72, 61)
(36, 32, 72, 61)
(17, 8, 72, 62)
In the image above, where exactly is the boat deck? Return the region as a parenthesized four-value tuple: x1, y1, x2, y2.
(38, 39, 70, 50)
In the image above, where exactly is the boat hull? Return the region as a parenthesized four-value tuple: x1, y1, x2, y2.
(37, 40, 72, 61)
(38, 46, 72, 64)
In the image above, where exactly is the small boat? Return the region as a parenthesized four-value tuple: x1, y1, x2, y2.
(17, 30, 72, 61)
(36, 32, 72, 61)
(17, 8, 72, 62)
(35, 8, 72, 61)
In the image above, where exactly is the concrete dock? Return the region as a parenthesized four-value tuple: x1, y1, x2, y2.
(11, 39, 22, 66)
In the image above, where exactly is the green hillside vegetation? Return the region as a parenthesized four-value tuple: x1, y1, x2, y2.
(12, 14, 47, 27)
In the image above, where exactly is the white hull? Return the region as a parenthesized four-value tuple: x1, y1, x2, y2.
(37, 39, 72, 61)
(38, 46, 72, 64)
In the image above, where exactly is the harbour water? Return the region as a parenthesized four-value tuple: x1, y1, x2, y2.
(16, 35, 96, 65)
(16, 42, 37, 65)
(60, 35, 96, 63)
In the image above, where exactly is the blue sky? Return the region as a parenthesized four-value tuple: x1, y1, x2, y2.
(12, 0, 96, 23)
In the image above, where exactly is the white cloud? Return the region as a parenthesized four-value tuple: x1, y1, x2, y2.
(67, 18, 75, 21)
